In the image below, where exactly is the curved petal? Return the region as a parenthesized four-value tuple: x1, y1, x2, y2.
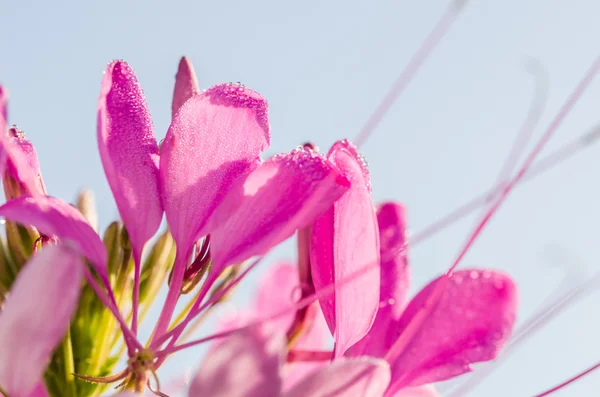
(172, 56, 200, 118)
(255, 263, 299, 332)
(284, 358, 391, 397)
(255, 264, 330, 393)
(349, 202, 410, 357)
(97, 60, 162, 260)
(209, 147, 350, 271)
(26, 383, 50, 397)
(310, 140, 380, 357)
(160, 83, 271, 258)
(189, 326, 284, 397)
(0, 196, 107, 273)
(0, 245, 83, 396)
(386, 270, 518, 392)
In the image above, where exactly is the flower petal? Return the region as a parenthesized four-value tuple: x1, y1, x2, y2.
(310, 140, 380, 357)
(160, 83, 270, 257)
(209, 147, 350, 271)
(386, 270, 518, 392)
(0, 245, 83, 396)
(284, 358, 391, 397)
(172, 56, 200, 118)
(254, 264, 330, 393)
(349, 202, 410, 357)
(97, 60, 162, 259)
(189, 326, 284, 397)
(255, 263, 299, 332)
(0, 196, 106, 272)
(26, 383, 50, 397)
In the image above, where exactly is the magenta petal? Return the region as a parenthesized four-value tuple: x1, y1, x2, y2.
(0, 245, 83, 396)
(284, 358, 391, 397)
(386, 270, 518, 391)
(0, 196, 107, 272)
(255, 263, 299, 332)
(26, 383, 50, 397)
(172, 56, 200, 118)
(160, 83, 271, 257)
(209, 148, 350, 271)
(97, 60, 162, 259)
(310, 140, 380, 357)
(189, 326, 284, 397)
(349, 202, 410, 357)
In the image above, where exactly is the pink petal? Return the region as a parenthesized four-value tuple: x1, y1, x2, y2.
(0, 196, 107, 273)
(391, 385, 439, 397)
(386, 270, 518, 392)
(172, 56, 200, 118)
(255, 263, 299, 332)
(97, 60, 162, 260)
(160, 83, 270, 257)
(310, 140, 380, 357)
(26, 383, 50, 397)
(284, 358, 391, 397)
(209, 147, 350, 271)
(349, 202, 410, 357)
(3, 128, 47, 198)
(0, 245, 83, 396)
(189, 326, 284, 397)
(255, 264, 331, 393)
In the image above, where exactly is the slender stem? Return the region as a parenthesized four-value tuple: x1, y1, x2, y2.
(62, 327, 77, 397)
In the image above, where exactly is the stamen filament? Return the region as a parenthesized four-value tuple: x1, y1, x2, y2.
(355, 0, 468, 147)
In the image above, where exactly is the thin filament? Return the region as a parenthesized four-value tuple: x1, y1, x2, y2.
(354, 0, 467, 147)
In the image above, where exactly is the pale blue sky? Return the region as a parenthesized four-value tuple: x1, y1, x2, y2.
(2, 0, 600, 395)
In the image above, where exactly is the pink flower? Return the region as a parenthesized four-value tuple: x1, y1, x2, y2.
(307, 140, 518, 395)
(0, 57, 352, 393)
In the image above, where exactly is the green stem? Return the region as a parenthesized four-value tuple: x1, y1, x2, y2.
(62, 327, 77, 397)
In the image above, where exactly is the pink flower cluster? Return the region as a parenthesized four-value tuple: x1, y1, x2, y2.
(0, 57, 518, 397)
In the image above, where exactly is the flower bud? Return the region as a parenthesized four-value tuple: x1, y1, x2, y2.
(76, 189, 99, 232)
(2, 126, 46, 200)
(139, 230, 176, 305)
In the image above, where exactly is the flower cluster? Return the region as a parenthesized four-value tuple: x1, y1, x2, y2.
(0, 57, 518, 397)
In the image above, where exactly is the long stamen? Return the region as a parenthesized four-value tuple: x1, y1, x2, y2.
(486, 59, 549, 201)
(383, 53, 600, 368)
(83, 267, 143, 353)
(409, 123, 600, 248)
(355, 0, 468, 147)
(151, 257, 262, 354)
(155, 254, 382, 358)
(534, 360, 600, 397)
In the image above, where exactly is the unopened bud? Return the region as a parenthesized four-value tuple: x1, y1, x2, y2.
(2, 126, 46, 200)
(103, 221, 123, 278)
(76, 189, 99, 232)
(139, 230, 176, 305)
